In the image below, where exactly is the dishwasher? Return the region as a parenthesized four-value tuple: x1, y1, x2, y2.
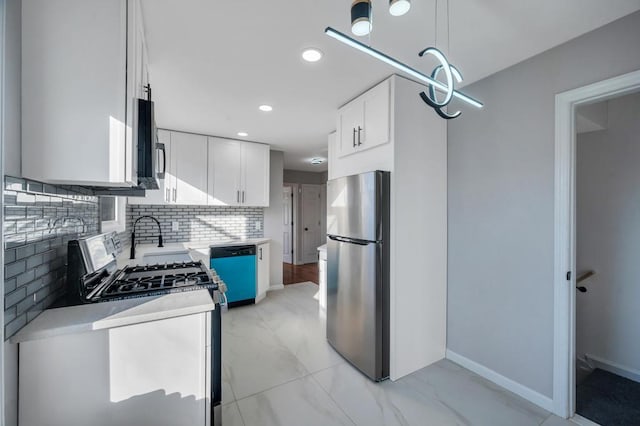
(210, 245, 256, 308)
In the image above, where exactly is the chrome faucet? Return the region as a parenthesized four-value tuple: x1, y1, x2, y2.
(130, 215, 164, 259)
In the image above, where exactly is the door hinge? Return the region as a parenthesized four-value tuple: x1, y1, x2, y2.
(566, 271, 572, 281)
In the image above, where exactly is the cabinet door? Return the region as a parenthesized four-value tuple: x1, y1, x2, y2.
(208, 137, 242, 206)
(241, 143, 270, 207)
(22, 0, 131, 186)
(128, 129, 171, 205)
(361, 78, 391, 150)
(337, 99, 363, 158)
(172, 132, 209, 205)
(257, 243, 270, 300)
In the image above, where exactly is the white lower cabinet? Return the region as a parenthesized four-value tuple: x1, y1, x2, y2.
(256, 242, 270, 301)
(19, 313, 210, 426)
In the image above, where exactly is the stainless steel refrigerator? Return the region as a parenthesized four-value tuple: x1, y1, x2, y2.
(326, 170, 390, 381)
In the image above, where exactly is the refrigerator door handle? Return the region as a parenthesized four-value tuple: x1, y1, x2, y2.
(328, 235, 371, 246)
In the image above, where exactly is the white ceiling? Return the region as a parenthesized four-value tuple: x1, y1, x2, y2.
(141, 0, 640, 171)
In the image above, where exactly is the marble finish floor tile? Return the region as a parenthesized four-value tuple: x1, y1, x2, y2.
(222, 402, 245, 426)
(223, 303, 308, 400)
(236, 375, 354, 426)
(540, 415, 579, 425)
(222, 282, 558, 426)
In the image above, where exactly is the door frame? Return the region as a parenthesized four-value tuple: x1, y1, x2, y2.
(300, 183, 325, 264)
(284, 183, 300, 265)
(282, 185, 294, 264)
(553, 69, 640, 418)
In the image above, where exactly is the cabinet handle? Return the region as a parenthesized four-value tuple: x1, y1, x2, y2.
(165, 188, 169, 202)
(357, 126, 362, 146)
(172, 188, 176, 202)
(352, 128, 356, 147)
(242, 191, 245, 203)
(259, 247, 262, 260)
(237, 190, 240, 203)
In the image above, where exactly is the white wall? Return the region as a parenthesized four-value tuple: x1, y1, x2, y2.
(447, 10, 640, 400)
(283, 169, 325, 185)
(576, 92, 640, 375)
(263, 151, 284, 288)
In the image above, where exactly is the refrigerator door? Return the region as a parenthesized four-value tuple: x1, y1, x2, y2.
(327, 171, 389, 242)
(326, 236, 388, 380)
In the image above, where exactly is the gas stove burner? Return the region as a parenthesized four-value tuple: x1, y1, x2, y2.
(97, 260, 217, 300)
(126, 261, 203, 274)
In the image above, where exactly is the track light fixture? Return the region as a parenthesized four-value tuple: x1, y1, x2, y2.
(351, 0, 372, 36)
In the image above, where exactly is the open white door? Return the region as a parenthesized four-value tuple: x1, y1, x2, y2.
(301, 184, 322, 264)
(282, 186, 293, 264)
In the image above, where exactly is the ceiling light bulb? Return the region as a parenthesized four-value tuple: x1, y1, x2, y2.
(351, 0, 372, 36)
(259, 105, 273, 112)
(302, 48, 323, 62)
(237, 132, 248, 137)
(389, 0, 411, 16)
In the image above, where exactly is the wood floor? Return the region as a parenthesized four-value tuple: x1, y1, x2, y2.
(283, 262, 318, 285)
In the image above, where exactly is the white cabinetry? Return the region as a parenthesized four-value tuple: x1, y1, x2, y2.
(337, 78, 390, 158)
(172, 132, 209, 205)
(22, 0, 148, 187)
(208, 138, 270, 207)
(256, 242, 270, 302)
(18, 312, 211, 426)
(130, 131, 270, 206)
(329, 75, 447, 381)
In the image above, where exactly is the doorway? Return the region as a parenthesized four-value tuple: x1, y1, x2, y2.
(283, 185, 293, 264)
(281, 181, 326, 284)
(573, 91, 640, 424)
(553, 70, 640, 421)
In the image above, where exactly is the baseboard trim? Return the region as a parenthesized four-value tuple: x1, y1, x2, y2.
(445, 349, 554, 412)
(585, 353, 640, 383)
(268, 284, 284, 291)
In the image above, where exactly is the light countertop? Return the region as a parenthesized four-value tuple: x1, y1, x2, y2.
(117, 238, 270, 268)
(11, 290, 215, 344)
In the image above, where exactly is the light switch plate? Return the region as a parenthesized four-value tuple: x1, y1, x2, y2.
(172, 221, 179, 232)
(255, 221, 262, 231)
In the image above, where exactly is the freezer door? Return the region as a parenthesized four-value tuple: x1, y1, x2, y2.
(326, 237, 387, 380)
(327, 171, 389, 242)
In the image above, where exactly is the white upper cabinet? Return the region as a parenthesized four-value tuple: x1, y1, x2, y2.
(22, 0, 147, 187)
(131, 131, 270, 206)
(208, 138, 242, 206)
(241, 142, 270, 207)
(337, 78, 391, 158)
(208, 138, 270, 207)
(172, 132, 209, 205)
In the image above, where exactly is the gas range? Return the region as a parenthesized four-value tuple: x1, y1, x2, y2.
(98, 261, 221, 301)
(64, 233, 224, 305)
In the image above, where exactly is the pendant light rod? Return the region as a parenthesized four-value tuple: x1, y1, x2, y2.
(325, 27, 483, 108)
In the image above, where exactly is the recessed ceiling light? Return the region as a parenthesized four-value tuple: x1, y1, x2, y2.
(258, 105, 273, 112)
(389, 0, 411, 16)
(310, 158, 325, 165)
(302, 48, 323, 62)
(237, 132, 248, 137)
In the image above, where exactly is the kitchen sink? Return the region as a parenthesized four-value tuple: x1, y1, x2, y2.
(142, 249, 192, 265)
